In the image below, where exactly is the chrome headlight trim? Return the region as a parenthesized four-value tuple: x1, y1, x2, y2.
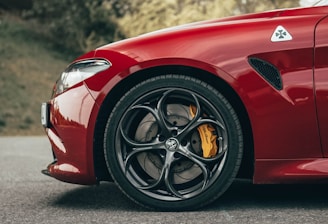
(55, 59, 111, 95)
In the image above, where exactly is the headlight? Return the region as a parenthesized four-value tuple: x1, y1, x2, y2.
(55, 59, 111, 95)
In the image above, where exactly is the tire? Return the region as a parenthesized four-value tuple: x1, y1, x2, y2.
(104, 74, 243, 211)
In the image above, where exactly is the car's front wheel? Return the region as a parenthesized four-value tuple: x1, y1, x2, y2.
(104, 74, 243, 211)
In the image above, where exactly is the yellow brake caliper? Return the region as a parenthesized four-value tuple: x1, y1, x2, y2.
(189, 105, 218, 158)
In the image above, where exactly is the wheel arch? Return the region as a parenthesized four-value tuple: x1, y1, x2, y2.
(93, 65, 254, 181)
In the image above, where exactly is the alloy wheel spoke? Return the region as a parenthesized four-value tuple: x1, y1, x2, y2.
(156, 89, 179, 135)
(119, 122, 161, 148)
(175, 147, 213, 190)
(175, 92, 201, 137)
(164, 164, 184, 198)
(137, 151, 185, 198)
(123, 145, 164, 173)
(188, 154, 212, 190)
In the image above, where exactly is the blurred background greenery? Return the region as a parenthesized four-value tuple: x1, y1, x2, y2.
(0, 0, 302, 135)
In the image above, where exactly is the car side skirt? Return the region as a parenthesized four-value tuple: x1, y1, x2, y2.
(254, 159, 328, 184)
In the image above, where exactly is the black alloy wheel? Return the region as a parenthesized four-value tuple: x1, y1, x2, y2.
(104, 74, 243, 211)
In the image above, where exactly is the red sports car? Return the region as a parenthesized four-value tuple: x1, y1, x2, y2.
(41, 2, 328, 210)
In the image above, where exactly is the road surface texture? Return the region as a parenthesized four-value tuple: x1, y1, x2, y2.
(1, 136, 328, 224)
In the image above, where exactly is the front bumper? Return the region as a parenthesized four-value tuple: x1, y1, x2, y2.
(41, 83, 98, 185)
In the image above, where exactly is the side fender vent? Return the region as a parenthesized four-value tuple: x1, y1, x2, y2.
(249, 57, 282, 90)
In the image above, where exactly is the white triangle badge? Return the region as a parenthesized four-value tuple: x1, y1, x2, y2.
(271, 25, 292, 42)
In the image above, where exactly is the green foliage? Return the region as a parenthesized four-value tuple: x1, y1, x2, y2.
(118, 0, 300, 38)
(235, 0, 300, 14)
(118, 0, 235, 37)
(0, 13, 68, 135)
(24, 0, 300, 52)
(0, 118, 6, 127)
(25, 0, 126, 54)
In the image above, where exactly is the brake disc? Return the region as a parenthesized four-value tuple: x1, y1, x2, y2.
(135, 104, 203, 184)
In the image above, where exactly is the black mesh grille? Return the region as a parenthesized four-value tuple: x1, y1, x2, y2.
(249, 57, 282, 90)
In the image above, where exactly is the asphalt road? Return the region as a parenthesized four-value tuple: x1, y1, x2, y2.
(1, 136, 328, 224)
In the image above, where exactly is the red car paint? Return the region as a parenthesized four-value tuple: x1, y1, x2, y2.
(43, 6, 328, 186)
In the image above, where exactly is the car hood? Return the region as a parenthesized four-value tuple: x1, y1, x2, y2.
(145, 5, 328, 34)
(102, 9, 285, 49)
(139, 10, 285, 37)
(97, 5, 328, 54)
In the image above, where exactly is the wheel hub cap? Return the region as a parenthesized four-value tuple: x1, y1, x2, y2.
(165, 138, 179, 151)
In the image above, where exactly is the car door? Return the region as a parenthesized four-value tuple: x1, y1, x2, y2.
(314, 15, 328, 157)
